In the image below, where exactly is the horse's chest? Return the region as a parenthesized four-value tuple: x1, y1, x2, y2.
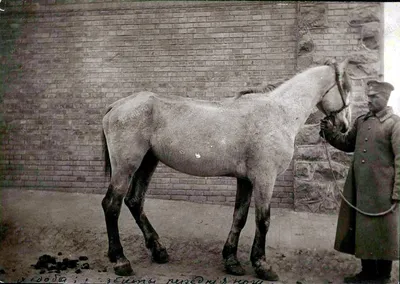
(245, 131, 294, 175)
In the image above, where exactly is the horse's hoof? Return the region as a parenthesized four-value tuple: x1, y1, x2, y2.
(152, 247, 169, 264)
(224, 257, 245, 276)
(114, 260, 134, 276)
(255, 266, 279, 281)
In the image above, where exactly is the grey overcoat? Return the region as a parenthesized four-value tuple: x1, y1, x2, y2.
(322, 106, 400, 260)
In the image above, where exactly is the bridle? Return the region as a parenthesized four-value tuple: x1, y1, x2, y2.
(320, 61, 350, 120)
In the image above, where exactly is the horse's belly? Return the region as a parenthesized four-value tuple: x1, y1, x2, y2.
(149, 98, 249, 177)
(150, 132, 246, 177)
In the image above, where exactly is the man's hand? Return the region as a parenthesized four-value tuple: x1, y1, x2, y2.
(320, 118, 335, 133)
(319, 117, 336, 139)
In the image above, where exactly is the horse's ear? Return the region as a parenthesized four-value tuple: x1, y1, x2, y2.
(339, 58, 352, 93)
(324, 58, 336, 66)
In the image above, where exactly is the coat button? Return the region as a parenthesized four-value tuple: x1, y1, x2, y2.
(368, 126, 371, 130)
(362, 160, 365, 163)
(363, 149, 367, 153)
(365, 138, 368, 141)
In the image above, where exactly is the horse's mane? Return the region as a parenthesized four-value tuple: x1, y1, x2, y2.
(234, 80, 287, 100)
(342, 68, 352, 94)
(234, 60, 352, 101)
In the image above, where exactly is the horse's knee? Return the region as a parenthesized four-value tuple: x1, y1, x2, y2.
(102, 196, 109, 212)
(255, 206, 271, 233)
(222, 243, 236, 259)
(102, 185, 113, 207)
(102, 185, 125, 216)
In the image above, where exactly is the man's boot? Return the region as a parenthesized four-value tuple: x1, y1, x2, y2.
(376, 260, 392, 283)
(344, 259, 378, 283)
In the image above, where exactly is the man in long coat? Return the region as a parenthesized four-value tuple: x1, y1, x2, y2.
(320, 80, 400, 283)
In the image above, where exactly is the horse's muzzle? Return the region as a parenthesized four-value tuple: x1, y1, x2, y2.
(340, 124, 349, 133)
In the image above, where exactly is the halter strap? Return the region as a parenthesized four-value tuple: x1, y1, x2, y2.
(321, 61, 349, 117)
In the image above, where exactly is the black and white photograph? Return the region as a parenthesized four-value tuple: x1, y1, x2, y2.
(0, 1, 399, 283)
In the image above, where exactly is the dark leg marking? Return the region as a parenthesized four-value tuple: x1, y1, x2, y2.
(223, 178, 253, 276)
(124, 150, 169, 264)
(102, 181, 134, 276)
(251, 183, 279, 281)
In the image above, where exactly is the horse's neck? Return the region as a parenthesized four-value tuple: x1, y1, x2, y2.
(267, 66, 335, 134)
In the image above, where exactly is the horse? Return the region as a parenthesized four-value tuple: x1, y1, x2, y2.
(101, 58, 352, 280)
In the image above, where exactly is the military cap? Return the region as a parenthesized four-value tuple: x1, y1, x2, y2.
(366, 80, 394, 97)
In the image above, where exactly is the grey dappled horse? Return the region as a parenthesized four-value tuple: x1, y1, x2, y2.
(101, 59, 352, 280)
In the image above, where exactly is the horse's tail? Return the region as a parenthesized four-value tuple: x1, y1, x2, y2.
(102, 130, 112, 178)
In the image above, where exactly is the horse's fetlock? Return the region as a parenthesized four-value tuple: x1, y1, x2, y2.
(108, 247, 124, 262)
(145, 235, 157, 249)
(251, 253, 265, 266)
(252, 257, 267, 269)
(222, 244, 236, 259)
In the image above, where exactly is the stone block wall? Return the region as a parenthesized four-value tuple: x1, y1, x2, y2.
(0, 1, 383, 212)
(293, 2, 383, 213)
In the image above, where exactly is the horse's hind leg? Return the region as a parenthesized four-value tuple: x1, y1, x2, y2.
(102, 167, 136, 276)
(102, 143, 150, 276)
(124, 150, 169, 264)
(223, 178, 253, 276)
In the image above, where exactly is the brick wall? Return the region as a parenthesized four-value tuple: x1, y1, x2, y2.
(0, 1, 381, 211)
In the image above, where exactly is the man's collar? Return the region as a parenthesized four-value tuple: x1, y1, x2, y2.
(364, 106, 394, 122)
(376, 106, 394, 122)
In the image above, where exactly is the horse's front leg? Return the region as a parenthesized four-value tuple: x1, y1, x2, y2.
(223, 178, 253, 275)
(102, 171, 133, 276)
(250, 175, 279, 281)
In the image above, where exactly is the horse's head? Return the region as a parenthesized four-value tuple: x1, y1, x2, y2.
(317, 58, 352, 133)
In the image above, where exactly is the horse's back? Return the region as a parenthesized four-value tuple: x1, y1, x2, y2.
(104, 91, 155, 114)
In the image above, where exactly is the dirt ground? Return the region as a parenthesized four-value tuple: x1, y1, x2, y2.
(0, 189, 398, 284)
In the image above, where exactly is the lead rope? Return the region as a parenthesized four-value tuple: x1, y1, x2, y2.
(321, 132, 397, 217)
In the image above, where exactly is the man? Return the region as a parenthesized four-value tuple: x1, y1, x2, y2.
(320, 80, 400, 283)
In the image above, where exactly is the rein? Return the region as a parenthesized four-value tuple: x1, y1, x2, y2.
(321, 131, 397, 217)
